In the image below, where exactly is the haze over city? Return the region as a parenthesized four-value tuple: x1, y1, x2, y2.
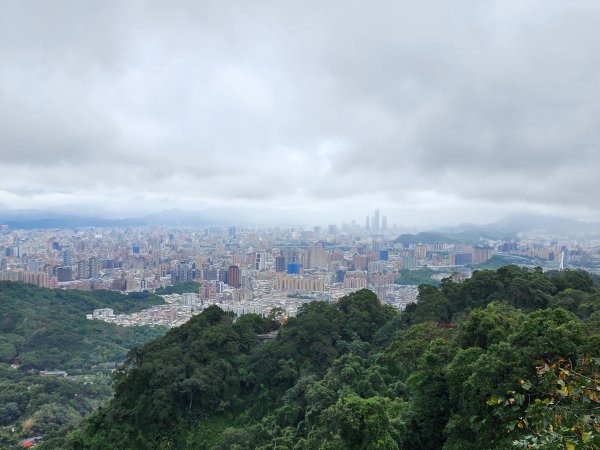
(2, 1, 600, 226)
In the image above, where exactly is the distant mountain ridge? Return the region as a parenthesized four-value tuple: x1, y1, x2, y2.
(394, 232, 458, 245)
(2, 216, 146, 229)
(2, 209, 600, 235)
(394, 214, 600, 244)
(0, 206, 265, 229)
(431, 213, 600, 239)
(0, 208, 207, 229)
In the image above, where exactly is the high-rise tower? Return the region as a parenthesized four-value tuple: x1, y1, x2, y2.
(228, 265, 241, 288)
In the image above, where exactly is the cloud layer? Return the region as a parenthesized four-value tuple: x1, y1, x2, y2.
(2, 0, 600, 226)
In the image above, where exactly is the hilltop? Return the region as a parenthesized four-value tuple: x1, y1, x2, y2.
(0, 282, 168, 448)
(62, 267, 600, 449)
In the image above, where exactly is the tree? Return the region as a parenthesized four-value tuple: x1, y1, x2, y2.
(403, 284, 452, 325)
(490, 357, 600, 449)
(456, 302, 523, 349)
(404, 339, 454, 449)
(320, 394, 402, 450)
(509, 309, 585, 362)
(384, 321, 455, 379)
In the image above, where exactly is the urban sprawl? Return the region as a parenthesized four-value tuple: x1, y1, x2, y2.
(1, 210, 598, 328)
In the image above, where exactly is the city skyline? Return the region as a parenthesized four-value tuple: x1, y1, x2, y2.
(3, 2, 600, 227)
(1, 218, 586, 326)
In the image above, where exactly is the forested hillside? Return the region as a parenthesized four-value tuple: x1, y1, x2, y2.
(0, 282, 167, 448)
(66, 266, 600, 449)
(0, 281, 166, 370)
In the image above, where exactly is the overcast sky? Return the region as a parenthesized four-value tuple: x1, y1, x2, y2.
(2, 0, 600, 227)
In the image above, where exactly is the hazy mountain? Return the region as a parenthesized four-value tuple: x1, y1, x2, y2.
(0, 211, 144, 229)
(139, 209, 207, 226)
(0, 208, 242, 229)
(433, 213, 600, 238)
(0, 208, 66, 221)
(139, 208, 258, 226)
(492, 214, 600, 235)
(394, 232, 458, 245)
(2, 208, 600, 236)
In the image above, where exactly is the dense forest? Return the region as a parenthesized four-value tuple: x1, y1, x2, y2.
(56, 266, 600, 449)
(154, 282, 201, 295)
(0, 282, 167, 448)
(0, 282, 167, 370)
(394, 267, 440, 286)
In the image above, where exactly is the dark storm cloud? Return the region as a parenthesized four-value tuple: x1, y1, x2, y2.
(1, 0, 600, 224)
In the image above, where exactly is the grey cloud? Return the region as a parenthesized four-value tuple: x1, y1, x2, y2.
(1, 0, 600, 225)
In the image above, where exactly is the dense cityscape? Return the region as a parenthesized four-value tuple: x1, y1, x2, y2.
(2, 209, 600, 329)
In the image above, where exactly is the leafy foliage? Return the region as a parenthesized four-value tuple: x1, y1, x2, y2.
(0, 281, 168, 447)
(33, 267, 600, 449)
(490, 357, 600, 449)
(155, 282, 201, 295)
(0, 281, 166, 370)
(395, 267, 441, 287)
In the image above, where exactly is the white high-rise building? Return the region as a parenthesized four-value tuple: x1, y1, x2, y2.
(307, 244, 327, 269)
(373, 209, 380, 232)
(255, 252, 267, 271)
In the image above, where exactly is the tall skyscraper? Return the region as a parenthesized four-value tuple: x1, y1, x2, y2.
(281, 248, 303, 265)
(77, 259, 88, 279)
(275, 256, 286, 272)
(228, 265, 241, 288)
(62, 248, 73, 266)
(255, 252, 267, 271)
(89, 256, 100, 278)
(382, 216, 387, 231)
(373, 209, 380, 232)
(472, 246, 493, 264)
(307, 243, 327, 269)
(366, 216, 370, 230)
